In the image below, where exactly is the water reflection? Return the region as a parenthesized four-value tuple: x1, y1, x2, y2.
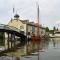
(0, 38, 60, 60)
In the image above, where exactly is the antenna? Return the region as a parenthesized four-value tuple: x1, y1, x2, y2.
(12, 0, 15, 14)
(13, 5, 15, 14)
(12, 3, 15, 19)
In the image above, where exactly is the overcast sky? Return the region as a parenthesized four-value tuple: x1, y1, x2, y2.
(0, 0, 60, 29)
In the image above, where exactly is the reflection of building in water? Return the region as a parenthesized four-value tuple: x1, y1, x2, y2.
(52, 39, 56, 47)
(54, 31, 60, 43)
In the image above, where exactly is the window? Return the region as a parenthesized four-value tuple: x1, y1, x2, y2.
(32, 26, 35, 32)
(20, 26, 24, 29)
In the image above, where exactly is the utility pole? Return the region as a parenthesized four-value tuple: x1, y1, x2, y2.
(36, 2, 40, 60)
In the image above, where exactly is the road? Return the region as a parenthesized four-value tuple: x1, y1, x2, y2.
(0, 41, 60, 60)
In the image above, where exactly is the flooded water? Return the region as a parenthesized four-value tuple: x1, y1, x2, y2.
(20, 41, 60, 60)
(0, 40, 60, 60)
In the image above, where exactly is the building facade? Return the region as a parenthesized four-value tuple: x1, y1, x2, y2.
(8, 14, 46, 37)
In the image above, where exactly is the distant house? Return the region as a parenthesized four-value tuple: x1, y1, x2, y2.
(49, 30, 60, 43)
(54, 31, 60, 42)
